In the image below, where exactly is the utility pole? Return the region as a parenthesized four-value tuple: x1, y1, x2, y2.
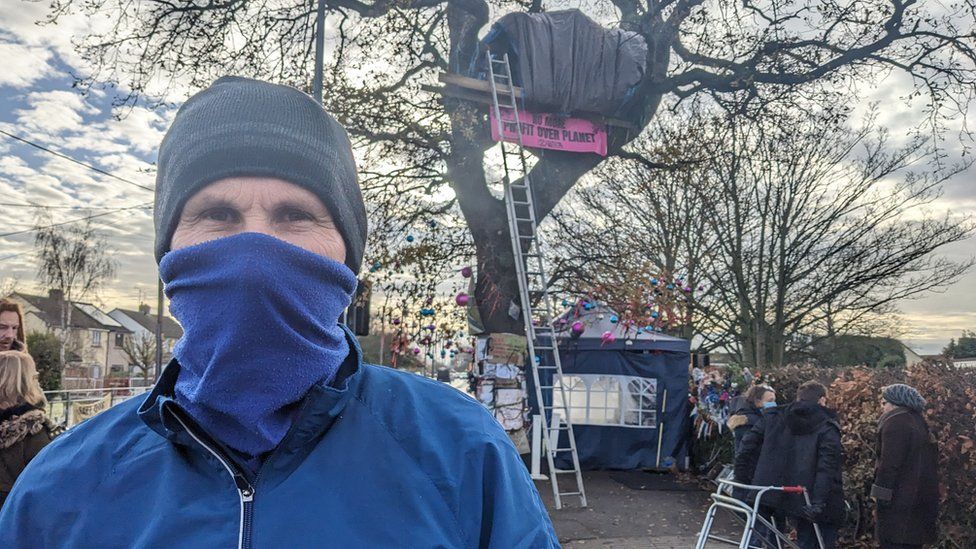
(313, 0, 327, 105)
(155, 277, 164, 381)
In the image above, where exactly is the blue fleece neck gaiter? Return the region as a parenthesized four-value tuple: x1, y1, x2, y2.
(159, 232, 357, 457)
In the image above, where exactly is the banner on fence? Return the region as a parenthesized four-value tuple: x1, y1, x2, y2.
(489, 109, 608, 156)
(71, 395, 111, 425)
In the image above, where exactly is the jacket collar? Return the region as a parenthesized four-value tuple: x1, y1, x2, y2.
(138, 324, 364, 455)
(878, 405, 913, 428)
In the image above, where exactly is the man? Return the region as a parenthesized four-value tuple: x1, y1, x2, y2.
(0, 77, 558, 548)
(0, 299, 27, 352)
(872, 384, 939, 549)
(735, 381, 844, 548)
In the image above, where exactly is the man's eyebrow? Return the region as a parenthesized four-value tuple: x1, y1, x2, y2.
(271, 199, 330, 215)
(185, 196, 238, 212)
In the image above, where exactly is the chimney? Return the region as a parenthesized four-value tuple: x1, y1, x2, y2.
(138, 303, 151, 315)
(48, 289, 64, 302)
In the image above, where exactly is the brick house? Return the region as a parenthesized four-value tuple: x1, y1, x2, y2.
(6, 291, 132, 390)
(108, 304, 183, 384)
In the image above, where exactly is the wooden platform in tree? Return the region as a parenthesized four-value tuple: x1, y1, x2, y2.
(424, 72, 637, 131)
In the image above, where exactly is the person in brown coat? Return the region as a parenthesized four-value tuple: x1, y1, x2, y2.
(0, 351, 54, 510)
(871, 383, 939, 549)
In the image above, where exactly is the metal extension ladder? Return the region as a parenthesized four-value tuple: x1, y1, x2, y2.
(486, 52, 586, 509)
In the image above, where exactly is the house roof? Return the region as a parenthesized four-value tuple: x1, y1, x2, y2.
(110, 308, 183, 340)
(13, 292, 131, 332)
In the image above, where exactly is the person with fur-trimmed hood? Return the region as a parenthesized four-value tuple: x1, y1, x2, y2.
(727, 384, 777, 455)
(0, 351, 54, 510)
(735, 381, 844, 549)
(872, 384, 939, 549)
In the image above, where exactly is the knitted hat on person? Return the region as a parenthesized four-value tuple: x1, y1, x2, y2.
(882, 384, 926, 412)
(154, 76, 367, 274)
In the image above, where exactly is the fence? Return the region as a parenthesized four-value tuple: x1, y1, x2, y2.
(43, 386, 153, 429)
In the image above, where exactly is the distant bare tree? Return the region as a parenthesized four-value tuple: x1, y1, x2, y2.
(120, 332, 155, 385)
(552, 103, 974, 367)
(0, 277, 18, 298)
(34, 215, 118, 368)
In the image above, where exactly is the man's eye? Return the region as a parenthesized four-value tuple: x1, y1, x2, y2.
(281, 209, 314, 223)
(202, 208, 238, 222)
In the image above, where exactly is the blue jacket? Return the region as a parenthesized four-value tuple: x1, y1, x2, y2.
(0, 330, 559, 548)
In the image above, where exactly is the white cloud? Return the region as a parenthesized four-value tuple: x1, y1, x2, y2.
(15, 89, 98, 135)
(0, 39, 55, 88)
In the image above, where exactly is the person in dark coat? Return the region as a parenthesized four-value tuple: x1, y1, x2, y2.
(728, 384, 776, 455)
(735, 381, 844, 549)
(0, 351, 54, 510)
(871, 384, 939, 549)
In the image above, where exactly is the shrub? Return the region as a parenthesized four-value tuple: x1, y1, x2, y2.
(26, 331, 62, 392)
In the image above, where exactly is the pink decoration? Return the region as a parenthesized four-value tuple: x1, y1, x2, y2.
(460, 266, 472, 278)
(601, 331, 616, 344)
(571, 321, 585, 335)
(392, 318, 401, 325)
(412, 347, 421, 354)
(455, 292, 469, 306)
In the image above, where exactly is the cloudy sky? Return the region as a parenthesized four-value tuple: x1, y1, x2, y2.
(1, 3, 974, 355)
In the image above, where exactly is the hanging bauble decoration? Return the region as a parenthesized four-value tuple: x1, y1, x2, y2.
(455, 293, 469, 306)
(369, 261, 382, 273)
(609, 315, 618, 323)
(666, 283, 674, 290)
(570, 321, 585, 339)
(597, 314, 605, 320)
(406, 235, 415, 242)
(651, 311, 659, 318)
(651, 278, 659, 285)
(412, 347, 421, 354)
(428, 220, 437, 228)
(440, 350, 447, 358)
(561, 299, 569, 307)
(392, 318, 401, 325)
(601, 331, 616, 344)
(461, 266, 473, 278)
(426, 324, 436, 331)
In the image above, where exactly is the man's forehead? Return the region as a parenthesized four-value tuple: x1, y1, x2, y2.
(0, 311, 19, 323)
(190, 177, 325, 205)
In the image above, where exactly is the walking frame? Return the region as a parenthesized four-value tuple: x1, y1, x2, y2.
(695, 478, 826, 549)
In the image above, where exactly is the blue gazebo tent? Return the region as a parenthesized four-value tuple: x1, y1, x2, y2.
(530, 304, 692, 470)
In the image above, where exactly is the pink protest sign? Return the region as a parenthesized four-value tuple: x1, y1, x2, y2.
(489, 109, 608, 156)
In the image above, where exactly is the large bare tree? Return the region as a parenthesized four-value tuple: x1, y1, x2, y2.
(553, 102, 974, 368)
(34, 214, 118, 368)
(47, 0, 976, 340)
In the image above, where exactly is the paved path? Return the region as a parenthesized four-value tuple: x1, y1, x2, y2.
(535, 470, 737, 549)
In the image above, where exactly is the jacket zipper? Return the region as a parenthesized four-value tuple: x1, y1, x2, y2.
(172, 412, 256, 549)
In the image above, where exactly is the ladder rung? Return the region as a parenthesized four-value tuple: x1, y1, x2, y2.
(553, 447, 575, 452)
(559, 491, 582, 496)
(553, 469, 578, 474)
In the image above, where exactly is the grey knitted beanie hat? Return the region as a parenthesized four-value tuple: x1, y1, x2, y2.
(154, 76, 367, 274)
(882, 383, 926, 413)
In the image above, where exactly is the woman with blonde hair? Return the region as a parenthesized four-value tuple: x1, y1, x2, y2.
(0, 351, 54, 509)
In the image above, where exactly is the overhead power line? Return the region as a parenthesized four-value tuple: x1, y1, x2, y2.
(0, 129, 155, 193)
(0, 207, 148, 238)
(0, 201, 152, 210)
